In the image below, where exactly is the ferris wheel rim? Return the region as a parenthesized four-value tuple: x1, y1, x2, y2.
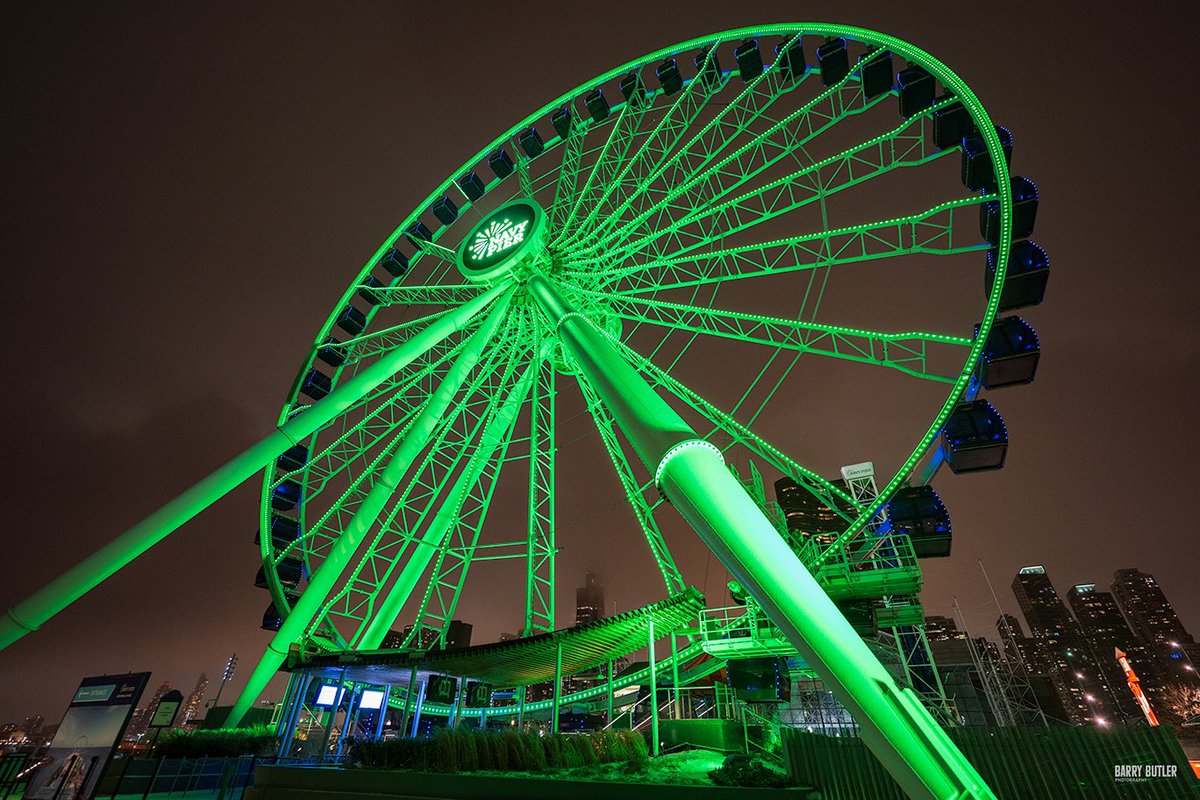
(256, 22, 1015, 641)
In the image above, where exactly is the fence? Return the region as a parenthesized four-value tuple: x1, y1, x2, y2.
(783, 725, 1200, 800)
(0, 754, 260, 800)
(0, 753, 31, 799)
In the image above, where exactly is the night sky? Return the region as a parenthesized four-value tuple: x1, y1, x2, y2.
(2, 3, 1197, 723)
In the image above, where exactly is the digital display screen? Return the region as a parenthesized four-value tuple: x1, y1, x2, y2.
(315, 685, 344, 706)
(358, 689, 385, 710)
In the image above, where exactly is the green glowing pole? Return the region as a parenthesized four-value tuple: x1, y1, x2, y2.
(410, 681, 425, 737)
(0, 282, 512, 652)
(607, 660, 614, 725)
(400, 667, 417, 735)
(225, 292, 513, 727)
(648, 617, 659, 757)
(526, 273, 994, 800)
(670, 634, 679, 720)
(552, 641, 563, 733)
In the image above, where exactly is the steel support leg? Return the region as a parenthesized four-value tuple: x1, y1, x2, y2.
(0, 282, 512, 652)
(526, 274, 994, 800)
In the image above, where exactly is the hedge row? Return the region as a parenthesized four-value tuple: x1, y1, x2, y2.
(153, 725, 277, 759)
(349, 727, 648, 772)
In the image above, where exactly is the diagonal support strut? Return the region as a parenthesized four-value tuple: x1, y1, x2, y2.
(525, 272, 994, 800)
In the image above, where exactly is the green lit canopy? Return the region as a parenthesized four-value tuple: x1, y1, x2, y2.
(286, 587, 705, 687)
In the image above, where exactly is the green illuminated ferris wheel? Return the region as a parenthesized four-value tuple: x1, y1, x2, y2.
(1, 23, 1048, 800)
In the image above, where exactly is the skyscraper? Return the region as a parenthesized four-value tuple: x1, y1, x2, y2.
(178, 672, 209, 727)
(1012, 566, 1113, 725)
(924, 616, 966, 643)
(396, 621, 472, 650)
(575, 570, 605, 627)
(1110, 569, 1193, 646)
(1111, 568, 1200, 687)
(1066, 584, 1143, 724)
(773, 477, 850, 543)
(126, 681, 171, 740)
(995, 613, 1042, 672)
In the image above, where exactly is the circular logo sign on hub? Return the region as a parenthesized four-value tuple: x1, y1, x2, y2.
(456, 199, 545, 282)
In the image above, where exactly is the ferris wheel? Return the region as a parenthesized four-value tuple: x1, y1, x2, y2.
(2, 23, 1046, 800)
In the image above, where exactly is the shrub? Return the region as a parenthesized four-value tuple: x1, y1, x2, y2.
(523, 731, 547, 771)
(615, 729, 648, 760)
(430, 728, 458, 773)
(568, 734, 598, 766)
(542, 733, 563, 769)
(347, 727, 646, 774)
(500, 731, 525, 771)
(154, 725, 276, 759)
(455, 728, 478, 771)
(709, 754, 791, 788)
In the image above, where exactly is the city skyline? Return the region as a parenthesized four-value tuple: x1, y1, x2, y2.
(1, 2, 1197, 723)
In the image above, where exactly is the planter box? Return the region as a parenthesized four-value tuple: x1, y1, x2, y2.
(245, 764, 818, 800)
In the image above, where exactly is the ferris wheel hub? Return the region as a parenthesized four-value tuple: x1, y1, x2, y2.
(456, 198, 547, 283)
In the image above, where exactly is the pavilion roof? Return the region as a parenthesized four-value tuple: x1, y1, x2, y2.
(287, 587, 705, 687)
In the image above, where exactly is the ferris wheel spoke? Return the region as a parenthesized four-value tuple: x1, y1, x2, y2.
(369, 283, 483, 306)
(280, 323, 491, 533)
(600, 293, 968, 383)
(554, 41, 739, 250)
(277, 335, 466, 490)
(594, 98, 954, 270)
(583, 195, 988, 295)
(353, 336, 537, 649)
(317, 370, 506, 639)
(324, 307, 462, 366)
(403, 353, 534, 647)
(515, 148, 535, 201)
(548, 118, 589, 231)
(569, 50, 879, 258)
(406, 237, 460, 265)
(552, 87, 656, 245)
(565, 34, 815, 252)
(524, 345, 556, 636)
(608, 334, 860, 521)
(316, 315, 525, 625)
(287, 302, 518, 642)
(577, 374, 686, 596)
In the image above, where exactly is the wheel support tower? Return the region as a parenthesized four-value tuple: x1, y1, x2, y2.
(525, 274, 993, 800)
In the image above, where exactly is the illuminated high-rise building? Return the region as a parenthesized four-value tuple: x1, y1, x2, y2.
(1111, 568, 1199, 686)
(178, 672, 209, 727)
(924, 616, 965, 644)
(773, 477, 850, 543)
(396, 621, 471, 650)
(996, 613, 1043, 672)
(445, 620, 472, 650)
(1110, 569, 1193, 646)
(1011, 566, 1113, 725)
(1066, 584, 1143, 724)
(575, 570, 605, 627)
(126, 681, 171, 740)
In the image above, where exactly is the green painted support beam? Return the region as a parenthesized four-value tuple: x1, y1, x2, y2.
(0, 282, 512, 653)
(526, 273, 994, 800)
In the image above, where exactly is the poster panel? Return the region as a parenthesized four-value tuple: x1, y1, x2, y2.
(24, 672, 150, 800)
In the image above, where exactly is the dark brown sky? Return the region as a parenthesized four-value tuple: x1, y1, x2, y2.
(2, 2, 1197, 722)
